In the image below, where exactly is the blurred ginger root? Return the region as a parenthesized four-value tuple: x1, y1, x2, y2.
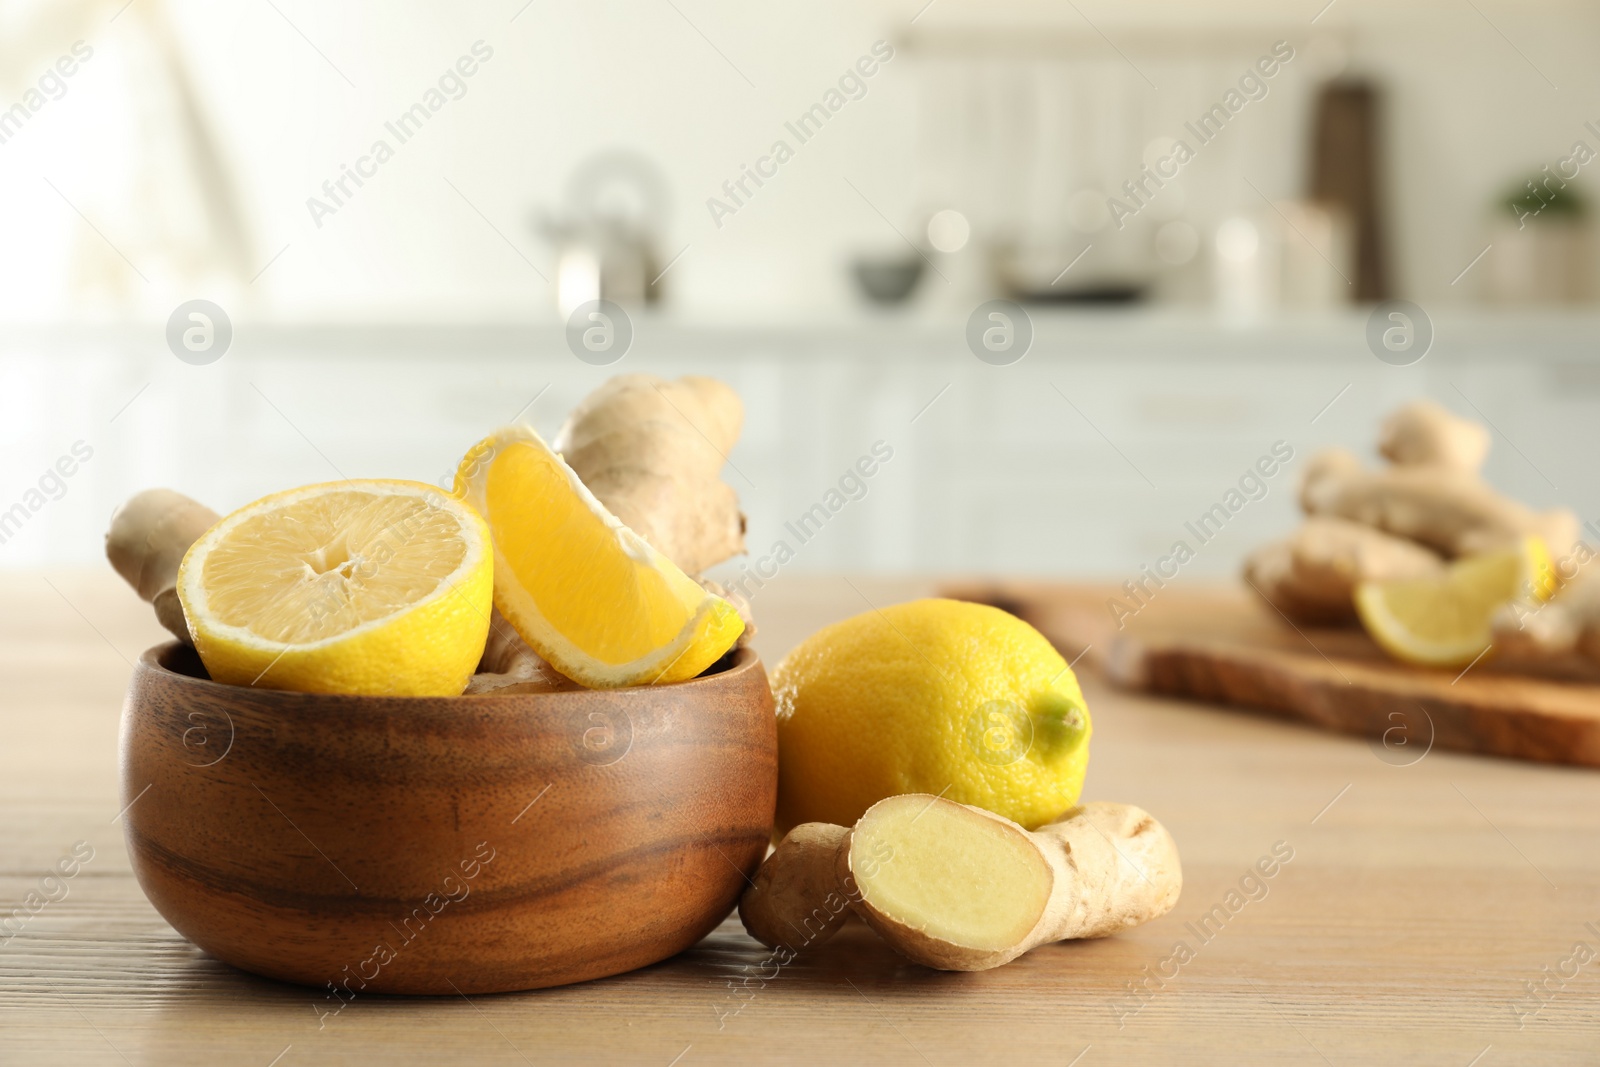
(1245, 399, 1580, 624)
(1491, 559, 1600, 679)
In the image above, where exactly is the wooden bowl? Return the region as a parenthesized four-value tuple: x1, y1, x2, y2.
(119, 642, 776, 995)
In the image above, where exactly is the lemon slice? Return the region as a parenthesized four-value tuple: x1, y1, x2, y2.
(177, 480, 492, 695)
(454, 425, 743, 688)
(1355, 536, 1556, 669)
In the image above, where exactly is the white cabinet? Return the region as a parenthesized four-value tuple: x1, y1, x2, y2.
(4, 311, 1596, 577)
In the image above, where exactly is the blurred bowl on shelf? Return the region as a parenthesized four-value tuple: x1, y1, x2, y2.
(992, 242, 1147, 305)
(851, 254, 926, 305)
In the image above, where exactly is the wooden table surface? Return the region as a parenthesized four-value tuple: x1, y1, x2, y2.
(4, 570, 1598, 1066)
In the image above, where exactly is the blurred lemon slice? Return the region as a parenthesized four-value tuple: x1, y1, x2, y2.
(177, 480, 493, 695)
(454, 425, 743, 688)
(1355, 536, 1555, 669)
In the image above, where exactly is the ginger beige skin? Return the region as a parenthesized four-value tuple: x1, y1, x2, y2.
(737, 823, 853, 951)
(1376, 398, 1490, 474)
(1245, 516, 1444, 625)
(1246, 400, 1579, 623)
(1492, 561, 1600, 679)
(105, 488, 221, 644)
(739, 795, 1182, 972)
(1298, 450, 1578, 560)
(553, 374, 747, 578)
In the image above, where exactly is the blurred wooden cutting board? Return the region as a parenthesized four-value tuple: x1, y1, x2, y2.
(944, 582, 1600, 768)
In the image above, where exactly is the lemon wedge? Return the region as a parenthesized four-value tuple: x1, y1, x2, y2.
(454, 425, 744, 688)
(1355, 536, 1556, 669)
(177, 480, 493, 695)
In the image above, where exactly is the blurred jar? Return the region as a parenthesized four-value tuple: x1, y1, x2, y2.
(1212, 201, 1352, 319)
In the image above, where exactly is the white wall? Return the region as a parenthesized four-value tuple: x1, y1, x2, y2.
(2, 0, 1599, 322)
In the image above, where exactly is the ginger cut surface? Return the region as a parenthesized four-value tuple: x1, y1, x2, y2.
(740, 795, 1181, 972)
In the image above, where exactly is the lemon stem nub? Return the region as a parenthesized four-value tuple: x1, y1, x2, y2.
(1031, 692, 1088, 760)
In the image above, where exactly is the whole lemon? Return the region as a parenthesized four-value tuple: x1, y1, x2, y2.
(771, 598, 1091, 835)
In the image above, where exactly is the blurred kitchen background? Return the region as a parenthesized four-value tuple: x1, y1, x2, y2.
(3, 0, 1599, 583)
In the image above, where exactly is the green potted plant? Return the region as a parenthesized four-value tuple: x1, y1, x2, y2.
(1486, 172, 1592, 304)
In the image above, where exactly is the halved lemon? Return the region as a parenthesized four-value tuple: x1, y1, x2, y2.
(1355, 536, 1556, 669)
(454, 425, 743, 688)
(177, 480, 492, 695)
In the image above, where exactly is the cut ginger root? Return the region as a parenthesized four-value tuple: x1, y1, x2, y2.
(739, 794, 1181, 972)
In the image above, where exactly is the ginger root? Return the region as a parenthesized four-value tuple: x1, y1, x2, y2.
(738, 822, 852, 951)
(1378, 399, 1490, 474)
(554, 375, 746, 576)
(739, 795, 1181, 972)
(1300, 448, 1578, 559)
(105, 488, 220, 644)
(1248, 400, 1582, 624)
(462, 608, 580, 693)
(1242, 539, 1340, 624)
(1491, 557, 1600, 677)
(1244, 517, 1444, 624)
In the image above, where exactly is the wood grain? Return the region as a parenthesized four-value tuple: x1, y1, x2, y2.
(949, 581, 1600, 769)
(120, 641, 776, 994)
(4, 571, 1600, 1065)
